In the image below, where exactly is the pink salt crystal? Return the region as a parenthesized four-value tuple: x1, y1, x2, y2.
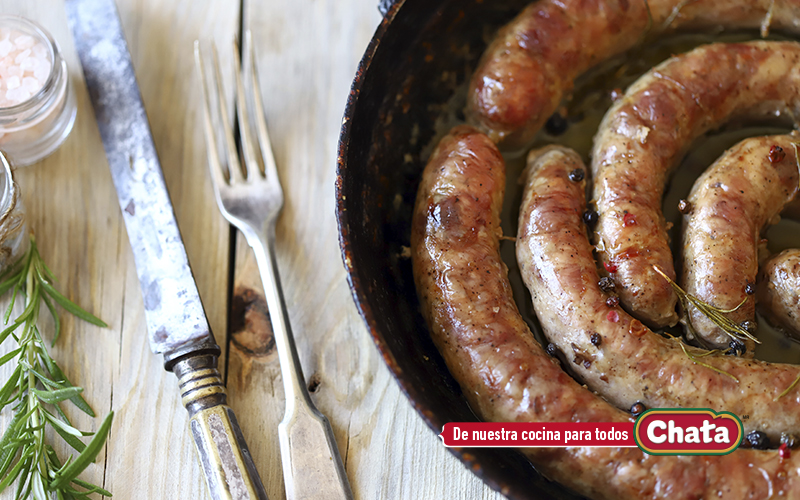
(0, 39, 11, 58)
(21, 76, 38, 93)
(13, 48, 30, 65)
(32, 63, 48, 83)
(19, 56, 35, 72)
(6, 75, 19, 90)
(31, 43, 46, 59)
(13, 34, 33, 50)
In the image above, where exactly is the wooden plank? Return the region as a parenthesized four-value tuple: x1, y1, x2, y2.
(0, 1, 238, 498)
(233, 1, 505, 498)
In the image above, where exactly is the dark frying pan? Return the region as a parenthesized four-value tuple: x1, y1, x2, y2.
(336, 1, 581, 498)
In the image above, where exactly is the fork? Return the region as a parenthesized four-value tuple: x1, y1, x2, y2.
(194, 32, 353, 500)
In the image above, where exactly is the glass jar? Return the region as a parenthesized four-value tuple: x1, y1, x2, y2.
(0, 16, 76, 167)
(0, 151, 27, 272)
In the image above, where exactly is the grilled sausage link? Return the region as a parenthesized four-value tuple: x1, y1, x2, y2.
(592, 41, 800, 329)
(517, 145, 800, 441)
(412, 127, 800, 499)
(681, 135, 800, 351)
(467, 0, 800, 148)
(759, 249, 800, 339)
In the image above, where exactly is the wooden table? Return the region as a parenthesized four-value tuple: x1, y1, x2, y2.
(0, 1, 505, 498)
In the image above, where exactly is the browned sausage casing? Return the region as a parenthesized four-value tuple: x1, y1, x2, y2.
(517, 145, 800, 441)
(467, 0, 800, 147)
(592, 41, 800, 329)
(412, 126, 800, 499)
(681, 135, 800, 350)
(759, 249, 800, 338)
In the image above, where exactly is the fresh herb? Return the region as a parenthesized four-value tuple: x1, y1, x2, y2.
(653, 265, 759, 345)
(674, 337, 740, 384)
(776, 372, 800, 402)
(0, 235, 113, 499)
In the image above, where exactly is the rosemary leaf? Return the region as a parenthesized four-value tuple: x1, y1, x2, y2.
(775, 372, 800, 401)
(31, 387, 83, 405)
(50, 411, 114, 490)
(40, 294, 60, 346)
(37, 277, 107, 328)
(71, 478, 112, 497)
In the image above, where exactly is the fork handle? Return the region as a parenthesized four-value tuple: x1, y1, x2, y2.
(246, 226, 354, 500)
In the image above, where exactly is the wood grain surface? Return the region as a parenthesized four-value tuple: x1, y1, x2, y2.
(0, 0, 506, 499)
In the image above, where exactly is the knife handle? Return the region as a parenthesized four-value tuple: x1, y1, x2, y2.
(174, 355, 269, 500)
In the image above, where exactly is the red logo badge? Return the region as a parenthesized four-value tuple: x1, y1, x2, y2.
(634, 409, 743, 455)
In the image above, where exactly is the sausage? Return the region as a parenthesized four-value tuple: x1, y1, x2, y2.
(467, 0, 800, 148)
(412, 126, 800, 499)
(516, 144, 800, 441)
(591, 41, 800, 329)
(759, 249, 800, 338)
(681, 135, 800, 351)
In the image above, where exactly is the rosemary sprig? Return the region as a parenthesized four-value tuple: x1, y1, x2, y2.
(666, 334, 740, 383)
(0, 235, 113, 499)
(653, 265, 759, 344)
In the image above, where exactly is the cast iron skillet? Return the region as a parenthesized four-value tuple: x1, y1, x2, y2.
(336, 1, 581, 498)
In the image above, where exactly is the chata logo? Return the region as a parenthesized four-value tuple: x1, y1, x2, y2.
(634, 409, 743, 455)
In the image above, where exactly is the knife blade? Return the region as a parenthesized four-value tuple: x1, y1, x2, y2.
(65, 1, 268, 498)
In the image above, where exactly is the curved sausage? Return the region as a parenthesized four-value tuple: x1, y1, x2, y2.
(467, 0, 800, 148)
(759, 249, 800, 338)
(412, 126, 800, 499)
(517, 144, 800, 441)
(591, 41, 800, 329)
(681, 135, 800, 351)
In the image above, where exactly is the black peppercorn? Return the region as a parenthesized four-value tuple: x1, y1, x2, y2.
(745, 282, 755, 295)
(590, 333, 602, 347)
(740, 320, 757, 334)
(746, 430, 769, 450)
(568, 168, 585, 182)
(583, 209, 599, 227)
(726, 340, 746, 357)
(598, 276, 616, 293)
(545, 112, 568, 136)
(630, 402, 646, 417)
(677, 199, 692, 214)
(606, 296, 620, 307)
(546, 343, 559, 357)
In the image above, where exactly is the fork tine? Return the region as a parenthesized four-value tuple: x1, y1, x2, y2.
(211, 43, 245, 184)
(232, 38, 261, 181)
(245, 30, 282, 188)
(194, 41, 228, 192)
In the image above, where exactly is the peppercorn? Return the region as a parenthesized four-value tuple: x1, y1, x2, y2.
(598, 276, 616, 293)
(545, 111, 568, 136)
(583, 209, 599, 227)
(630, 402, 646, 417)
(590, 333, 602, 347)
(745, 282, 755, 295)
(606, 296, 620, 308)
(568, 168, 585, 182)
(740, 320, 757, 335)
(726, 340, 746, 357)
(781, 433, 798, 449)
(677, 199, 692, 214)
(746, 430, 769, 450)
(546, 343, 559, 357)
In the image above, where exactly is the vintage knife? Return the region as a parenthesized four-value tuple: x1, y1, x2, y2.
(65, 1, 268, 498)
